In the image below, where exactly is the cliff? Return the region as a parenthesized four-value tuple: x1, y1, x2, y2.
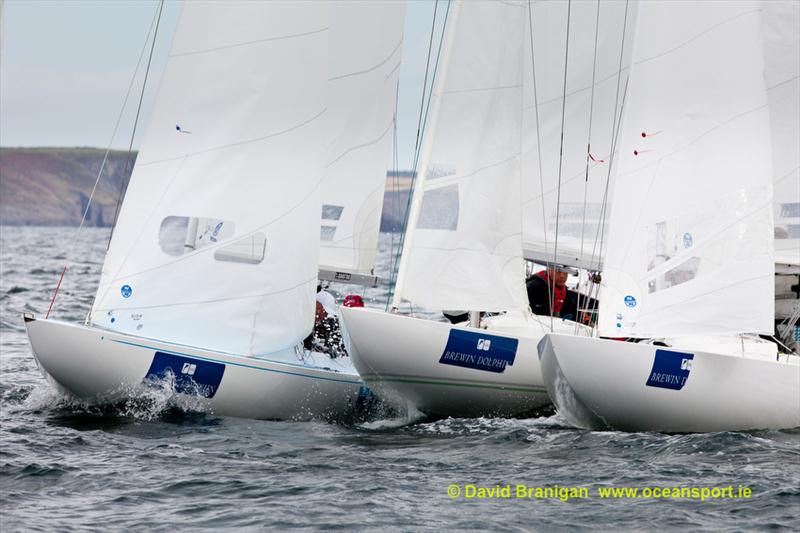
(0, 147, 135, 226)
(0, 147, 413, 230)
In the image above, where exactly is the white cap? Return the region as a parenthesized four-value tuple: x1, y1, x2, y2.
(316, 291, 337, 317)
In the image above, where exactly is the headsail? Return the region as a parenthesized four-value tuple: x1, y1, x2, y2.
(597, 0, 775, 338)
(392, 0, 528, 312)
(91, 1, 332, 355)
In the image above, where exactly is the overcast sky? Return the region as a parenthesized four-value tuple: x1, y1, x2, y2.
(0, 0, 445, 169)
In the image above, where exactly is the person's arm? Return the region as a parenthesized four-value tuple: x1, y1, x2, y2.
(526, 277, 548, 315)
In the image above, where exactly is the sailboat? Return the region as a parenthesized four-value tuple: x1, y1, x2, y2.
(538, 0, 800, 433)
(24, 1, 405, 420)
(340, 0, 634, 417)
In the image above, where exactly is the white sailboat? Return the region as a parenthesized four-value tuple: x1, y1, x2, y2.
(341, 0, 634, 417)
(24, 1, 405, 420)
(539, 0, 800, 433)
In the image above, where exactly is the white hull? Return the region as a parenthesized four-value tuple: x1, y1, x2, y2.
(24, 316, 368, 421)
(340, 306, 589, 418)
(538, 333, 800, 432)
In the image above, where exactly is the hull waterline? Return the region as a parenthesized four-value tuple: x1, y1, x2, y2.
(24, 316, 368, 421)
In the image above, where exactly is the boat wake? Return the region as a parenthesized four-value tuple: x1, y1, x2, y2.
(359, 401, 426, 430)
(5, 374, 218, 424)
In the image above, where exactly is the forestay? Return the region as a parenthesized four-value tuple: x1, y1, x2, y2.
(597, 0, 775, 338)
(393, 0, 528, 312)
(319, 1, 405, 277)
(762, 0, 800, 269)
(90, 1, 331, 355)
(521, 0, 637, 270)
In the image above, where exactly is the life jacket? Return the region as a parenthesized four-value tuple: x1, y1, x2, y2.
(535, 270, 566, 314)
(342, 294, 365, 308)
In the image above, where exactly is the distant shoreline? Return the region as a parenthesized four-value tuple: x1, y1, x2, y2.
(0, 147, 413, 230)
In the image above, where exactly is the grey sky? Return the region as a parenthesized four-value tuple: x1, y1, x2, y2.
(0, 0, 446, 170)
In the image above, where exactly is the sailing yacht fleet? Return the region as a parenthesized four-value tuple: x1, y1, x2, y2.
(24, 0, 799, 432)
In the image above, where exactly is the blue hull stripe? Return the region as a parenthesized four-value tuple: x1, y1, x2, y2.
(110, 338, 363, 386)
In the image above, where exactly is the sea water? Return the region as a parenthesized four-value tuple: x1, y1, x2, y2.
(1, 227, 798, 531)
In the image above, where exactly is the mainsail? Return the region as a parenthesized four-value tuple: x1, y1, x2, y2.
(319, 1, 405, 280)
(597, 0, 775, 338)
(521, 0, 637, 270)
(90, 1, 385, 355)
(392, 0, 528, 313)
(762, 0, 800, 270)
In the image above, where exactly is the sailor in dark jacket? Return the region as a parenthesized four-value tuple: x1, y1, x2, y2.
(527, 266, 596, 322)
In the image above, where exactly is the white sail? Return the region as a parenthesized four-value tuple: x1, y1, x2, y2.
(521, 0, 636, 269)
(319, 1, 405, 277)
(597, 0, 775, 338)
(762, 0, 800, 269)
(90, 1, 331, 355)
(392, 0, 528, 312)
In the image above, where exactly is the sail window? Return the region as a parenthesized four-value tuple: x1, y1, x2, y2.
(214, 234, 267, 264)
(321, 225, 337, 241)
(426, 164, 456, 180)
(547, 203, 608, 240)
(647, 257, 701, 293)
(780, 203, 800, 218)
(783, 224, 800, 239)
(322, 205, 344, 221)
(417, 185, 459, 231)
(158, 216, 234, 256)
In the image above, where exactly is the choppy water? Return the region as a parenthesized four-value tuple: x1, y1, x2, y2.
(1, 226, 798, 531)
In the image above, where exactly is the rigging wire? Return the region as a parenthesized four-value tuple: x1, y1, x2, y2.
(574, 0, 602, 334)
(106, 0, 166, 251)
(386, 0, 451, 310)
(45, 1, 164, 320)
(550, 0, 573, 331)
(585, 0, 632, 334)
(527, 0, 554, 331)
(386, 75, 402, 311)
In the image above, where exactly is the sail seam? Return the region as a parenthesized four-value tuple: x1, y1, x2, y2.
(632, 273, 775, 324)
(329, 38, 403, 81)
(619, 103, 769, 177)
(774, 166, 800, 186)
(326, 120, 393, 168)
(94, 275, 317, 312)
(632, 8, 760, 69)
(521, 10, 762, 112)
(170, 27, 329, 58)
(137, 108, 327, 167)
(423, 153, 520, 191)
(442, 84, 522, 96)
